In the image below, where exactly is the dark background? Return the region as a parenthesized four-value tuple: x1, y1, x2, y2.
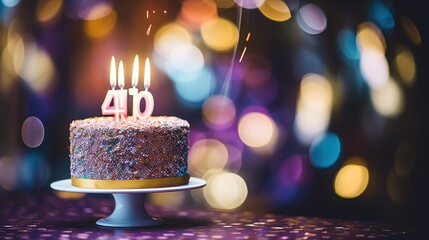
(0, 0, 428, 231)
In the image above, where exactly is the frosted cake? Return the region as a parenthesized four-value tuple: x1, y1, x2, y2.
(69, 116, 190, 189)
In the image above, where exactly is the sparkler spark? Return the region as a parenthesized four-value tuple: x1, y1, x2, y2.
(146, 24, 152, 36)
(239, 47, 247, 63)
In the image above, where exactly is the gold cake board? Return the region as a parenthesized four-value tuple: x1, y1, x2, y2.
(71, 174, 190, 189)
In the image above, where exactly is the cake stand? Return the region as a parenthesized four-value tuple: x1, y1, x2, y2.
(50, 177, 206, 228)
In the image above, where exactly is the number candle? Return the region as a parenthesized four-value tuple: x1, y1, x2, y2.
(101, 56, 128, 121)
(129, 56, 154, 120)
(117, 60, 128, 120)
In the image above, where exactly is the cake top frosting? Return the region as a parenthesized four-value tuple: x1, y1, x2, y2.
(70, 116, 189, 131)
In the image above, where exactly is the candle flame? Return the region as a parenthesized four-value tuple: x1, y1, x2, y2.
(131, 55, 139, 88)
(110, 56, 116, 89)
(118, 60, 125, 89)
(144, 58, 150, 90)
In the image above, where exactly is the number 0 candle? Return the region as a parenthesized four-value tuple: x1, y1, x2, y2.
(129, 57, 154, 120)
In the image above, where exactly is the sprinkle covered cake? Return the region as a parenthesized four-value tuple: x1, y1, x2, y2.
(69, 116, 190, 189)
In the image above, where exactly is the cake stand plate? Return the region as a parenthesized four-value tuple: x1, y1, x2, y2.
(50, 177, 206, 228)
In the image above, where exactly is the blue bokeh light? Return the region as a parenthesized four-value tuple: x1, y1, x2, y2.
(338, 29, 360, 61)
(309, 132, 341, 168)
(368, 1, 395, 30)
(174, 67, 215, 107)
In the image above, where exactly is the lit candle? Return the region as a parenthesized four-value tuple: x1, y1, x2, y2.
(129, 57, 154, 120)
(101, 56, 128, 121)
(129, 55, 139, 120)
(117, 60, 128, 120)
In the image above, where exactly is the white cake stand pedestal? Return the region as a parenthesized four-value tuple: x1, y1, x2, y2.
(50, 177, 206, 228)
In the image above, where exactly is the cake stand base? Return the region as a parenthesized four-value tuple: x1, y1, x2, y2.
(96, 193, 163, 227)
(50, 178, 206, 228)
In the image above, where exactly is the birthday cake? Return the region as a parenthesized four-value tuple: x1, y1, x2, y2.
(69, 116, 190, 189)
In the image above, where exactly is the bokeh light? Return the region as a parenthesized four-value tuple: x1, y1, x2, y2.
(238, 111, 274, 148)
(278, 154, 304, 187)
(394, 46, 416, 86)
(235, 0, 265, 9)
(258, 0, 291, 22)
(338, 29, 360, 61)
(14, 40, 56, 94)
(296, 4, 327, 35)
(202, 95, 236, 130)
(400, 16, 421, 45)
(36, 0, 63, 24)
(334, 161, 369, 199)
(203, 170, 248, 210)
(179, 0, 218, 29)
(394, 142, 415, 176)
(189, 139, 229, 177)
(368, 1, 394, 30)
(0, 157, 19, 191)
(83, 6, 116, 38)
(359, 49, 389, 89)
(309, 132, 341, 169)
(369, 78, 404, 117)
(54, 191, 86, 199)
(173, 67, 214, 107)
(21, 116, 45, 148)
(387, 168, 408, 202)
(20, 152, 50, 189)
(201, 17, 239, 52)
(149, 192, 186, 207)
(1, 0, 19, 8)
(294, 73, 332, 145)
(169, 42, 204, 73)
(356, 22, 386, 53)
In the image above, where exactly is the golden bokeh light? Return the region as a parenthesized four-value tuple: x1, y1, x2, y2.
(154, 23, 193, 60)
(14, 40, 56, 94)
(334, 164, 369, 199)
(36, 0, 63, 23)
(238, 112, 274, 148)
(356, 22, 386, 53)
(259, 0, 291, 22)
(201, 17, 239, 52)
(202, 95, 236, 129)
(149, 192, 185, 207)
(84, 9, 117, 38)
(295, 73, 332, 144)
(394, 142, 415, 176)
(387, 168, 408, 202)
(370, 78, 404, 118)
(394, 46, 416, 86)
(400, 16, 421, 45)
(54, 191, 86, 199)
(203, 171, 248, 210)
(189, 139, 229, 176)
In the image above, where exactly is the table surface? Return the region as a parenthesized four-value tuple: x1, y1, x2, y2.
(0, 191, 427, 240)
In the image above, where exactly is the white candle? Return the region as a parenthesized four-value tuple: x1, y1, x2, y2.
(101, 56, 127, 121)
(129, 57, 154, 120)
(117, 60, 128, 120)
(129, 55, 139, 120)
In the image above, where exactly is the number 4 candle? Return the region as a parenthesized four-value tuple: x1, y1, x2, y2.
(101, 57, 128, 121)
